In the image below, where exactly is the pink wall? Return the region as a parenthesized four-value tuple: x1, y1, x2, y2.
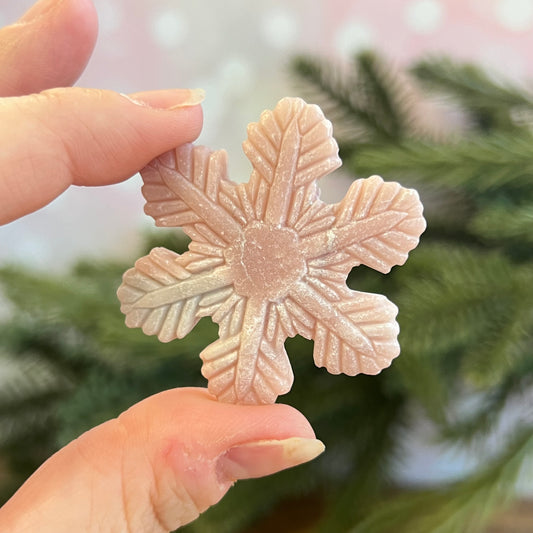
(1, 0, 532, 271)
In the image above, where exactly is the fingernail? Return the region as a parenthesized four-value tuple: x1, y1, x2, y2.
(167, 89, 205, 110)
(122, 88, 205, 110)
(218, 437, 325, 482)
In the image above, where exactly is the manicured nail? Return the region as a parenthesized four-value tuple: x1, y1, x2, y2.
(167, 89, 205, 110)
(122, 88, 205, 110)
(218, 437, 325, 482)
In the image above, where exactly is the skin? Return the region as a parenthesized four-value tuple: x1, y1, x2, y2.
(0, 1, 321, 531)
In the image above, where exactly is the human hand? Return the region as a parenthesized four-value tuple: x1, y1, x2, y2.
(0, 388, 322, 532)
(0, 0, 204, 225)
(0, 1, 324, 531)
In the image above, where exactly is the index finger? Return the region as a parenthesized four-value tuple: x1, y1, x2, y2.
(0, 87, 204, 225)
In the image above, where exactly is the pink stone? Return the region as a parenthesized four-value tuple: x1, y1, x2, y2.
(117, 97, 426, 405)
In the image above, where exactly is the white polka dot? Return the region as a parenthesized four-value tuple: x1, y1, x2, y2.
(95, 2, 122, 34)
(405, 0, 444, 34)
(335, 21, 375, 58)
(219, 58, 254, 95)
(495, 0, 533, 31)
(261, 8, 298, 49)
(151, 10, 188, 49)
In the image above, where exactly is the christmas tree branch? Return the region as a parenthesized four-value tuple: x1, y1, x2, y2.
(350, 133, 533, 197)
(412, 57, 533, 131)
(351, 427, 533, 533)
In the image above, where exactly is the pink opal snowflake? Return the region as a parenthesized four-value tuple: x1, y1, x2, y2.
(117, 97, 426, 405)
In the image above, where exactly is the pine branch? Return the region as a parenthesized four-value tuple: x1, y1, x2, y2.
(0, 394, 61, 446)
(441, 354, 533, 445)
(0, 320, 109, 378)
(412, 57, 533, 132)
(0, 352, 72, 407)
(290, 54, 403, 143)
(0, 266, 214, 367)
(140, 229, 190, 256)
(469, 203, 533, 245)
(316, 389, 407, 532)
(0, 266, 119, 336)
(394, 244, 525, 422)
(350, 427, 533, 533)
(350, 133, 533, 198)
(354, 51, 410, 140)
(461, 283, 533, 388)
(398, 244, 518, 357)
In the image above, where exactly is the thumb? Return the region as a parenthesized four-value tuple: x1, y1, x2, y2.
(0, 87, 203, 225)
(0, 388, 324, 533)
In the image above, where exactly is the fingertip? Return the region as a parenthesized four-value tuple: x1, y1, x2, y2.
(0, 0, 99, 96)
(65, 0, 99, 62)
(38, 0, 99, 87)
(132, 387, 315, 449)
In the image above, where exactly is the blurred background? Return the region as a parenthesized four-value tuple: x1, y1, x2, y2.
(2, 0, 533, 532)
(2, 0, 533, 271)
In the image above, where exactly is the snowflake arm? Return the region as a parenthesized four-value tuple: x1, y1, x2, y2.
(289, 281, 400, 375)
(142, 144, 243, 244)
(300, 175, 426, 274)
(201, 298, 294, 404)
(118, 247, 234, 342)
(242, 97, 341, 225)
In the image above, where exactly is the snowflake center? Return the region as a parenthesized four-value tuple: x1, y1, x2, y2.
(225, 222, 307, 301)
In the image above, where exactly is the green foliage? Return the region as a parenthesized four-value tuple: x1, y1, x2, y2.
(351, 427, 533, 533)
(411, 57, 533, 131)
(291, 51, 411, 148)
(2, 52, 533, 532)
(290, 51, 533, 531)
(0, 237, 211, 500)
(352, 133, 533, 210)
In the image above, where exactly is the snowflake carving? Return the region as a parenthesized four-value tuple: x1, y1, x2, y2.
(117, 97, 426, 405)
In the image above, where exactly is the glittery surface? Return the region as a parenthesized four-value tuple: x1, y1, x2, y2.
(117, 97, 426, 404)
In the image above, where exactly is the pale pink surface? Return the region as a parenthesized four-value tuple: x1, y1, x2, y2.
(322, 0, 532, 78)
(117, 98, 426, 404)
(0, 0, 530, 271)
